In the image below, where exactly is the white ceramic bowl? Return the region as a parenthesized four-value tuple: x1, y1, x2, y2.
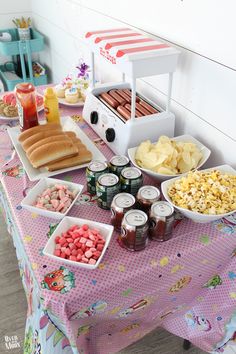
(161, 164, 236, 223)
(43, 216, 114, 269)
(21, 177, 83, 219)
(128, 135, 211, 182)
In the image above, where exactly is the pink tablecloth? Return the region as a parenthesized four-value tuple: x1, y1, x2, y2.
(1, 87, 236, 354)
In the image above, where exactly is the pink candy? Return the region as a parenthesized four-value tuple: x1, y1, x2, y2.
(34, 184, 76, 213)
(53, 224, 105, 265)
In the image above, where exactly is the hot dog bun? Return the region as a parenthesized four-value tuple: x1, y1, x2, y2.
(22, 129, 63, 151)
(46, 148, 92, 171)
(18, 123, 62, 142)
(26, 134, 72, 157)
(29, 141, 79, 168)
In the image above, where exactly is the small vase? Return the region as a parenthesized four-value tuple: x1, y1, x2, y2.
(18, 28, 31, 41)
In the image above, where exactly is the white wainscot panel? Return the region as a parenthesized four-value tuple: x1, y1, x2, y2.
(136, 79, 236, 168)
(75, 6, 236, 140)
(1, 0, 31, 14)
(33, 14, 86, 70)
(0, 12, 31, 29)
(143, 49, 236, 141)
(80, 0, 236, 69)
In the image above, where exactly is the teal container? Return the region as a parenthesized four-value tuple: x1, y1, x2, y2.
(0, 28, 44, 56)
(0, 63, 47, 91)
(0, 28, 47, 91)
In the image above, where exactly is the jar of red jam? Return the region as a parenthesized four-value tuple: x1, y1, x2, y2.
(120, 209, 149, 251)
(136, 185, 160, 213)
(149, 201, 175, 242)
(15, 82, 39, 131)
(111, 193, 136, 231)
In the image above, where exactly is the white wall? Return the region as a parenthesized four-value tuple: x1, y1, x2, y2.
(0, 0, 31, 64)
(20, 0, 236, 166)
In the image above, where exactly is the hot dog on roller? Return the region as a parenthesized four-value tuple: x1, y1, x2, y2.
(117, 105, 132, 120)
(124, 104, 143, 118)
(108, 90, 126, 105)
(139, 100, 159, 114)
(122, 89, 140, 102)
(135, 102, 152, 116)
(99, 92, 119, 108)
(113, 90, 131, 103)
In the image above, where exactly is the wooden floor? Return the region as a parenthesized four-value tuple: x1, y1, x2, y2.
(0, 211, 206, 354)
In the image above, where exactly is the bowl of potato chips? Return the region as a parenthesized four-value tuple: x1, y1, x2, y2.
(128, 135, 211, 182)
(161, 165, 236, 223)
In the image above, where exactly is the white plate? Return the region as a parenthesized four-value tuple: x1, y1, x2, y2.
(7, 116, 106, 181)
(43, 216, 114, 269)
(0, 92, 44, 121)
(21, 177, 83, 219)
(128, 135, 211, 182)
(161, 164, 236, 223)
(58, 96, 84, 107)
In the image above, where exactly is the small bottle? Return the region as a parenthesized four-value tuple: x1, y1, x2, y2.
(44, 87, 60, 123)
(15, 82, 39, 131)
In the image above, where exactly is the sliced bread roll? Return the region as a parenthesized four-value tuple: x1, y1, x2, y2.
(45, 149, 92, 171)
(26, 135, 71, 157)
(18, 123, 62, 142)
(22, 129, 63, 151)
(26, 131, 76, 157)
(29, 141, 79, 168)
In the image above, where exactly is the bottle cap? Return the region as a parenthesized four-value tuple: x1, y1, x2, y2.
(44, 87, 56, 98)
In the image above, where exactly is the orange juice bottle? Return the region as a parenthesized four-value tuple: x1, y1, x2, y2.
(44, 87, 60, 123)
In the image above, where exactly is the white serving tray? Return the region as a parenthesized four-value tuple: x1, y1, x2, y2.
(7, 116, 106, 181)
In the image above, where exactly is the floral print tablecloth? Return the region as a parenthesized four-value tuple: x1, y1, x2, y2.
(1, 86, 236, 354)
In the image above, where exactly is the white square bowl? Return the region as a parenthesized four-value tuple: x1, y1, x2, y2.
(21, 177, 83, 219)
(161, 164, 236, 223)
(43, 216, 114, 269)
(128, 135, 211, 182)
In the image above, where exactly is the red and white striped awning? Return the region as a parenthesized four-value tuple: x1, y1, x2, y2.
(85, 27, 177, 63)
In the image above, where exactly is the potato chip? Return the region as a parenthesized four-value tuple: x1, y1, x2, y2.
(135, 135, 203, 175)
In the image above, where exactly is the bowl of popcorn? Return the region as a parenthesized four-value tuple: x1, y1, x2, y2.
(43, 216, 114, 269)
(128, 135, 211, 182)
(161, 165, 236, 223)
(21, 177, 83, 219)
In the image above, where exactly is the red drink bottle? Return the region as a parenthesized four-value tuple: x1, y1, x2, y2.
(15, 82, 39, 131)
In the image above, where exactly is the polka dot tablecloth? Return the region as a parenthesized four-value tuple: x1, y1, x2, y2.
(1, 86, 236, 354)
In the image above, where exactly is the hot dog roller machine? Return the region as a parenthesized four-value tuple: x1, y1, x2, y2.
(83, 27, 180, 155)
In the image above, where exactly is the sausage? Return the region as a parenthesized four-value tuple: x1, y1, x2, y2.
(122, 89, 140, 102)
(124, 104, 143, 118)
(117, 105, 131, 120)
(135, 103, 151, 116)
(139, 100, 159, 114)
(109, 90, 126, 105)
(99, 92, 119, 108)
(115, 90, 131, 103)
